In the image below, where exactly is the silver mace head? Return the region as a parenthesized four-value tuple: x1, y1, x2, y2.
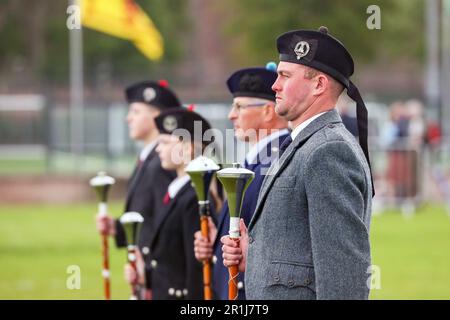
(216, 163, 254, 219)
(89, 171, 116, 203)
(119, 211, 144, 247)
(185, 156, 220, 202)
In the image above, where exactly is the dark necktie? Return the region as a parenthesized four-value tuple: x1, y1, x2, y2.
(279, 135, 293, 156)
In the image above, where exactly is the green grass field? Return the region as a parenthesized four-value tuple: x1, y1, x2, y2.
(0, 202, 449, 299)
(0, 202, 130, 300)
(0, 154, 136, 176)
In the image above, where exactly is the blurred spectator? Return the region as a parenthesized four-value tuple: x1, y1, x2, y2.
(337, 95, 358, 137)
(405, 99, 426, 199)
(385, 101, 417, 199)
(425, 121, 442, 149)
(381, 101, 407, 148)
(424, 119, 442, 175)
(405, 99, 425, 148)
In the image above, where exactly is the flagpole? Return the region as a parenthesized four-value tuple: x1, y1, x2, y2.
(425, 0, 441, 124)
(442, 0, 450, 137)
(69, 0, 84, 170)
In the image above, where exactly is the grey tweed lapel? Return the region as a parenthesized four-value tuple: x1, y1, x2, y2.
(249, 109, 342, 230)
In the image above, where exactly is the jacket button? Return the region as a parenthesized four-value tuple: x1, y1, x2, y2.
(304, 279, 311, 285)
(175, 290, 182, 298)
(212, 255, 218, 264)
(328, 124, 335, 128)
(151, 260, 158, 268)
(274, 275, 280, 282)
(288, 280, 295, 287)
(168, 288, 175, 296)
(182, 289, 188, 296)
(248, 236, 254, 244)
(237, 281, 244, 289)
(142, 247, 150, 255)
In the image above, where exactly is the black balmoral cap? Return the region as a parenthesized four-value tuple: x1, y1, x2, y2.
(277, 26, 353, 88)
(125, 80, 182, 110)
(276, 26, 374, 196)
(226, 63, 278, 101)
(154, 108, 212, 143)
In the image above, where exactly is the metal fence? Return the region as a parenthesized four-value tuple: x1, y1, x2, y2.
(1, 95, 450, 212)
(0, 95, 240, 176)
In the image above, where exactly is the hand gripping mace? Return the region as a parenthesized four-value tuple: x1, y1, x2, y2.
(90, 171, 115, 300)
(186, 156, 220, 300)
(217, 163, 254, 300)
(119, 211, 144, 300)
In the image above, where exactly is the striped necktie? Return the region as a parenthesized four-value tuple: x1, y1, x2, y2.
(279, 135, 293, 156)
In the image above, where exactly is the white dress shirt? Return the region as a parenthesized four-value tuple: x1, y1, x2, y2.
(167, 175, 191, 199)
(245, 128, 290, 165)
(139, 141, 157, 162)
(290, 111, 328, 140)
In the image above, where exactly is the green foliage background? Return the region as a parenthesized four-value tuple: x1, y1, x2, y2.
(219, 0, 424, 66)
(0, 0, 424, 83)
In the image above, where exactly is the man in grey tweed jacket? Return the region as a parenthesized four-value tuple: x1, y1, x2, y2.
(221, 27, 374, 300)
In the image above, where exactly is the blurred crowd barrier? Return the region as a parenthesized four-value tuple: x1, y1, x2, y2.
(368, 99, 449, 214)
(371, 141, 450, 215)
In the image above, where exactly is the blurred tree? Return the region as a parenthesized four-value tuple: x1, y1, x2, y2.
(0, 0, 426, 92)
(0, 1, 43, 84)
(218, 0, 424, 67)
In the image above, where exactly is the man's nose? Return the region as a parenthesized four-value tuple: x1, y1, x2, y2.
(228, 107, 237, 120)
(272, 77, 281, 92)
(126, 112, 132, 123)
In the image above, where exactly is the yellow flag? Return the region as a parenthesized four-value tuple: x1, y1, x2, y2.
(80, 0, 164, 61)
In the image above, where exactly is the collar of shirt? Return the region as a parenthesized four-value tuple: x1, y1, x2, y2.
(245, 128, 290, 165)
(139, 141, 157, 162)
(168, 175, 191, 199)
(290, 111, 329, 141)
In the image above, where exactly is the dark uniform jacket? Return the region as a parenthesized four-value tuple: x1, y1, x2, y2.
(115, 147, 176, 266)
(145, 178, 203, 300)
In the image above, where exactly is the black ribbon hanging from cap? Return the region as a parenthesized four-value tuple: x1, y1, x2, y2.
(347, 81, 375, 197)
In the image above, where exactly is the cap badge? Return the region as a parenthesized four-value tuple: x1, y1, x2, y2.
(294, 41, 310, 60)
(163, 115, 178, 132)
(143, 88, 156, 103)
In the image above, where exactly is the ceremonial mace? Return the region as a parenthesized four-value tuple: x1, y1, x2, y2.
(119, 211, 144, 300)
(186, 156, 220, 300)
(90, 171, 115, 300)
(217, 163, 254, 300)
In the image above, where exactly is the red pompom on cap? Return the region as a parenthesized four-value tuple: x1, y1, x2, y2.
(158, 79, 169, 88)
(187, 104, 196, 112)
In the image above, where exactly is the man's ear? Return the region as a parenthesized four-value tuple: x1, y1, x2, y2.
(262, 103, 276, 122)
(150, 107, 161, 118)
(314, 74, 329, 96)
